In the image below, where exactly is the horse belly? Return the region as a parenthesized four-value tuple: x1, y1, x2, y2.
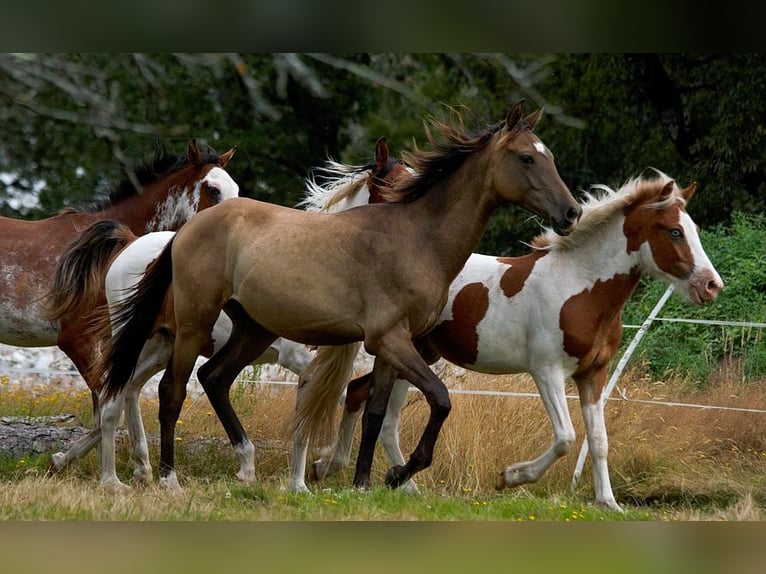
(0, 272, 58, 347)
(0, 304, 58, 346)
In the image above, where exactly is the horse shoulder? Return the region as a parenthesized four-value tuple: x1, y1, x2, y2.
(560, 271, 639, 372)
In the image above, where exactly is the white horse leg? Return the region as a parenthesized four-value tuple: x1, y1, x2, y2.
(49, 427, 102, 472)
(233, 439, 256, 483)
(580, 397, 622, 512)
(98, 393, 130, 492)
(289, 433, 311, 493)
(311, 404, 361, 482)
(497, 368, 575, 489)
(379, 379, 420, 494)
(287, 373, 313, 493)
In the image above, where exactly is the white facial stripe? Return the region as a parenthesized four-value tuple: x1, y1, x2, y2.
(533, 141, 550, 157)
(680, 211, 720, 282)
(204, 166, 239, 200)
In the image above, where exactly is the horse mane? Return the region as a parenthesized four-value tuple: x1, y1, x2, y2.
(532, 170, 683, 252)
(84, 140, 222, 213)
(298, 160, 376, 212)
(387, 111, 507, 203)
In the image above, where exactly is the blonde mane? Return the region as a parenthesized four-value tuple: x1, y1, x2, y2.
(532, 171, 683, 251)
(298, 160, 374, 212)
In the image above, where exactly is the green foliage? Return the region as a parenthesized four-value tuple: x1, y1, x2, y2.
(621, 212, 766, 384)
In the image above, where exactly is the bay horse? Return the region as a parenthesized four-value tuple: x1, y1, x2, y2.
(48, 138, 407, 491)
(98, 100, 582, 491)
(5, 139, 238, 423)
(307, 172, 723, 510)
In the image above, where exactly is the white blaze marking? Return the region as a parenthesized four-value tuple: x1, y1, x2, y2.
(534, 142, 550, 157)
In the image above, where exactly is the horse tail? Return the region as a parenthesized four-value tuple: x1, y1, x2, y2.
(291, 342, 362, 445)
(42, 220, 137, 322)
(98, 237, 175, 401)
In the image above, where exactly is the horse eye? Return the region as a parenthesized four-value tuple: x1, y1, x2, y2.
(670, 228, 683, 239)
(520, 154, 534, 164)
(208, 185, 221, 198)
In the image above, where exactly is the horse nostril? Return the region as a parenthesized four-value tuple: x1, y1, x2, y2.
(708, 279, 723, 295)
(566, 206, 581, 223)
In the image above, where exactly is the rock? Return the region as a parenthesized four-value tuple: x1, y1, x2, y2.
(0, 415, 88, 459)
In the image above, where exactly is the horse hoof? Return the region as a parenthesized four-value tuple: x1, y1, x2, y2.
(159, 472, 182, 492)
(384, 465, 405, 488)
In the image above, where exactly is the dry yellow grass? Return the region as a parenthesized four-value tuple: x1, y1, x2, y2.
(156, 364, 766, 512)
(2, 363, 765, 518)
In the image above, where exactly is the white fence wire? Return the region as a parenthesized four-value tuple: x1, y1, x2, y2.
(1, 283, 764, 489)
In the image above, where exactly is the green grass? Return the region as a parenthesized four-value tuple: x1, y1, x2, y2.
(0, 465, 648, 521)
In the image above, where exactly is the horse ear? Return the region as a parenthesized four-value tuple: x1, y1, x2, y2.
(522, 108, 543, 130)
(681, 181, 697, 201)
(188, 139, 203, 164)
(374, 137, 389, 170)
(218, 146, 237, 167)
(660, 180, 675, 200)
(506, 99, 526, 130)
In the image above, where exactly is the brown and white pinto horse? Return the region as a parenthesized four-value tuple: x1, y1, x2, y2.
(97, 101, 581, 490)
(48, 139, 407, 491)
(32, 139, 238, 421)
(308, 172, 723, 509)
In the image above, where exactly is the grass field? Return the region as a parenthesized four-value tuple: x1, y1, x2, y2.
(1, 363, 765, 521)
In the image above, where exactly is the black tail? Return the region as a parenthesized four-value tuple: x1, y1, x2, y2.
(99, 237, 175, 400)
(42, 219, 136, 321)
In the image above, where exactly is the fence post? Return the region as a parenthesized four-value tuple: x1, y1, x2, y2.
(571, 284, 676, 490)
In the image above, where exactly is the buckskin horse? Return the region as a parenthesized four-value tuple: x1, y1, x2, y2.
(97, 101, 581, 491)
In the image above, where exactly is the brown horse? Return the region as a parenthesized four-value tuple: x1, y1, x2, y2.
(98, 101, 581, 490)
(10, 139, 237, 421)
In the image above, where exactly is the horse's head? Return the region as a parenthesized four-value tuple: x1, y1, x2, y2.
(185, 139, 239, 210)
(625, 177, 723, 305)
(140, 139, 239, 232)
(488, 100, 581, 235)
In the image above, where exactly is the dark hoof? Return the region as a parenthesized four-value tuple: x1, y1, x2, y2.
(384, 465, 405, 488)
(352, 477, 372, 490)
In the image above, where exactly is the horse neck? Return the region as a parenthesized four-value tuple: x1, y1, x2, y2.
(96, 179, 196, 234)
(405, 154, 501, 279)
(549, 213, 643, 296)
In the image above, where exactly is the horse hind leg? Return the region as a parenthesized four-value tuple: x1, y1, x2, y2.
(378, 379, 420, 494)
(196, 300, 278, 484)
(309, 372, 371, 484)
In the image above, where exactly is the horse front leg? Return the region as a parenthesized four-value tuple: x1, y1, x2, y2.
(496, 365, 575, 490)
(353, 360, 397, 488)
(576, 370, 622, 512)
(359, 332, 452, 489)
